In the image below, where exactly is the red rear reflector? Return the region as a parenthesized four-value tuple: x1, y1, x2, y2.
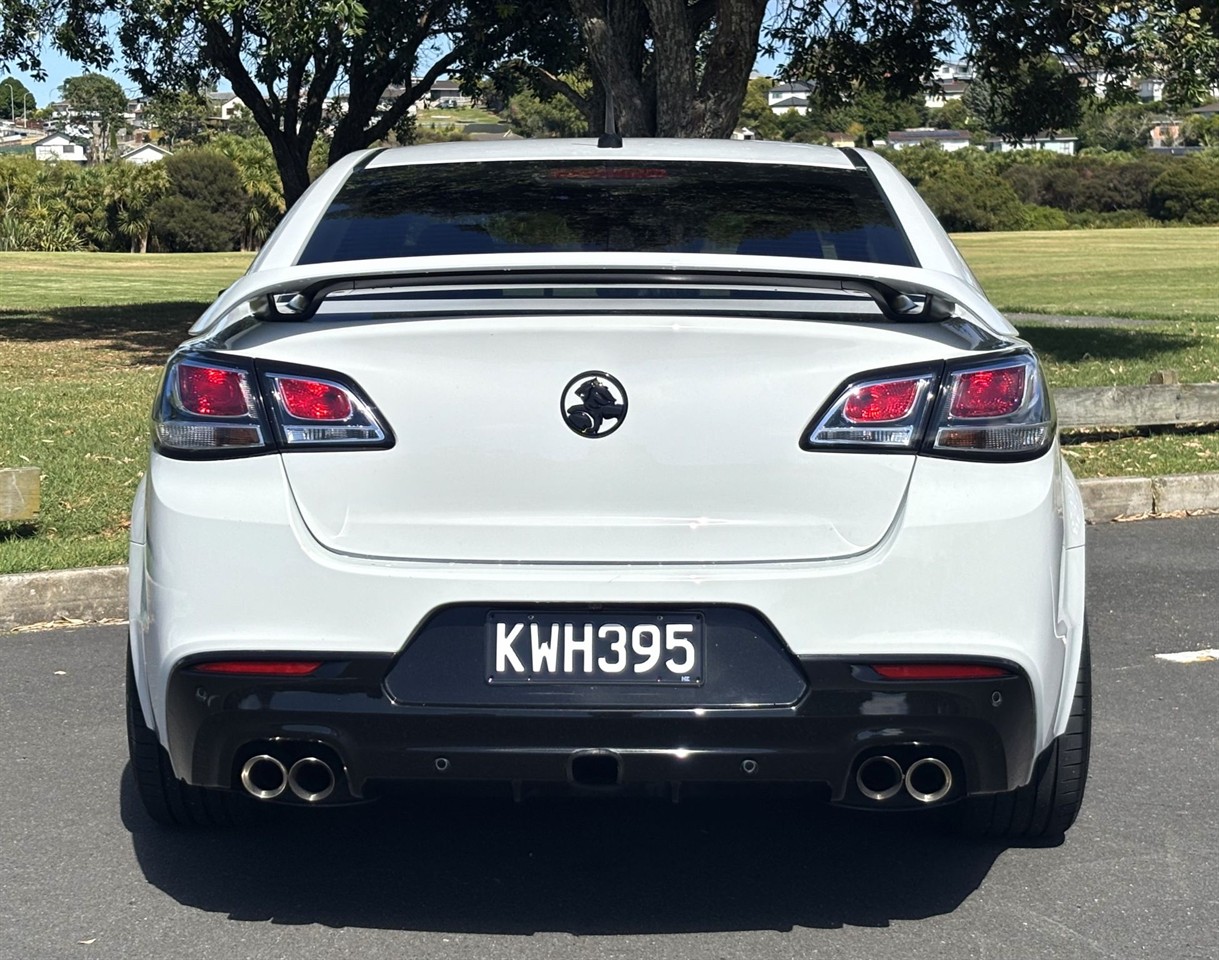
(843, 379, 920, 423)
(277, 378, 353, 421)
(949, 366, 1026, 418)
(871, 663, 1011, 680)
(177, 365, 249, 417)
(194, 660, 323, 676)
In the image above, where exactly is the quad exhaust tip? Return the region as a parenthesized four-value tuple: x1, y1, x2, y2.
(240, 755, 287, 800)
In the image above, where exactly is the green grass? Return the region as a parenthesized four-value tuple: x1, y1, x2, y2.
(1018, 321, 1219, 389)
(1, 230, 1217, 574)
(953, 228, 1219, 322)
(417, 106, 505, 127)
(1063, 429, 1219, 479)
(1, 253, 251, 574)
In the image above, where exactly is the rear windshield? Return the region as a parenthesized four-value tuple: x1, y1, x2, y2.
(298, 159, 916, 267)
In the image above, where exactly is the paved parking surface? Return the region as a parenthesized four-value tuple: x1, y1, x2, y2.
(2, 517, 1217, 960)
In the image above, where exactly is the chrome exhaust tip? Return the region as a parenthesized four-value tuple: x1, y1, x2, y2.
(287, 757, 336, 803)
(855, 755, 904, 801)
(904, 757, 953, 803)
(240, 755, 287, 800)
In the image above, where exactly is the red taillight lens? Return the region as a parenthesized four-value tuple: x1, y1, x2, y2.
(949, 366, 1026, 419)
(871, 663, 1011, 680)
(843, 379, 921, 423)
(277, 377, 353, 421)
(177, 364, 250, 417)
(194, 660, 323, 676)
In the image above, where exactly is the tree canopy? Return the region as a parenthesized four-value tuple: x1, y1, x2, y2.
(61, 73, 127, 161)
(3, 0, 1217, 206)
(0, 75, 37, 120)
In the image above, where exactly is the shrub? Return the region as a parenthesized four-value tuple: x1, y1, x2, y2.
(152, 149, 246, 252)
(1148, 159, 1219, 225)
(916, 171, 1028, 232)
(1021, 204, 1070, 230)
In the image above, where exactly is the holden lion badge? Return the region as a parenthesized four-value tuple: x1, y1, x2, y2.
(561, 371, 628, 438)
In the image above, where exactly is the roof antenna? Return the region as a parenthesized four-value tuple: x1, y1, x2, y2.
(597, 1, 623, 147)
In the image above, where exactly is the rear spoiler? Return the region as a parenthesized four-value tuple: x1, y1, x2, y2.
(189, 253, 1017, 338)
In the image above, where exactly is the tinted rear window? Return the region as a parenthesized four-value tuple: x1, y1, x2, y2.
(299, 160, 915, 267)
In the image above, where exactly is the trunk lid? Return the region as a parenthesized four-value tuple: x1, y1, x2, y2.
(234, 312, 964, 563)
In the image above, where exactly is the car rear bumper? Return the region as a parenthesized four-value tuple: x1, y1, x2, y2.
(131, 447, 1085, 797)
(166, 646, 1036, 804)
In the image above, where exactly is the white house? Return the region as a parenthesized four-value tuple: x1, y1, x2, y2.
(32, 131, 88, 163)
(205, 90, 245, 123)
(985, 135, 1079, 156)
(427, 79, 473, 108)
(120, 142, 173, 164)
(768, 81, 812, 112)
(770, 95, 810, 116)
(886, 128, 974, 151)
(1137, 77, 1166, 102)
(924, 79, 972, 110)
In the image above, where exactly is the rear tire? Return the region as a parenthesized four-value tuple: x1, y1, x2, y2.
(961, 624, 1091, 841)
(126, 649, 253, 828)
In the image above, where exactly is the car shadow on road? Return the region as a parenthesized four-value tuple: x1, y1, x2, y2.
(121, 766, 1013, 934)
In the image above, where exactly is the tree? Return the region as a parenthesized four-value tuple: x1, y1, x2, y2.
(61, 73, 128, 163)
(736, 77, 781, 139)
(0, 76, 36, 121)
(825, 86, 921, 144)
(143, 90, 212, 148)
(103, 160, 169, 252)
(209, 133, 286, 250)
(506, 80, 591, 138)
(112, 0, 466, 206)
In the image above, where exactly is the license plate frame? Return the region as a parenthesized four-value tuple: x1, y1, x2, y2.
(486, 611, 704, 685)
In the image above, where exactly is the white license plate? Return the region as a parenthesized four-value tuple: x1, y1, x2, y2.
(487, 611, 704, 685)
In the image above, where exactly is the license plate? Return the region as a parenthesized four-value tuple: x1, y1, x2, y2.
(487, 611, 704, 685)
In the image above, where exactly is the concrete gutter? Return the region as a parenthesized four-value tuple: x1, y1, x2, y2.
(4, 472, 1219, 631)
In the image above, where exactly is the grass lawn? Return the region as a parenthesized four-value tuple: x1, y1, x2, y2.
(1, 230, 1217, 574)
(1, 253, 250, 574)
(953, 227, 1219, 323)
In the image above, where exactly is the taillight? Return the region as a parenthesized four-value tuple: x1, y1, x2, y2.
(803, 352, 1053, 460)
(156, 358, 266, 453)
(153, 352, 392, 458)
(931, 355, 1052, 456)
(177, 364, 251, 417)
(948, 366, 1025, 419)
(263, 372, 388, 446)
(843, 379, 921, 423)
(277, 378, 353, 420)
(803, 369, 937, 450)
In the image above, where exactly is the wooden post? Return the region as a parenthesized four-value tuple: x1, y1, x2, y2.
(0, 467, 40, 522)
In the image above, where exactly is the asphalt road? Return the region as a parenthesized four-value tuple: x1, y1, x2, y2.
(3, 517, 1217, 960)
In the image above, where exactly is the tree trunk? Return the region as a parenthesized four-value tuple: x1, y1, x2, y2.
(569, 0, 766, 139)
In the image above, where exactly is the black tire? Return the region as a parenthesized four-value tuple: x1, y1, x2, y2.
(961, 624, 1091, 841)
(126, 650, 253, 828)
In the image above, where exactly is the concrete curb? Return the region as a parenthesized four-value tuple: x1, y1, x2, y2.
(4, 472, 1219, 630)
(1077, 472, 1219, 522)
(1, 566, 128, 632)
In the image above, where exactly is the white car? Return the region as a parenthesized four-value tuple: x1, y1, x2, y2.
(127, 138, 1089, 837)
